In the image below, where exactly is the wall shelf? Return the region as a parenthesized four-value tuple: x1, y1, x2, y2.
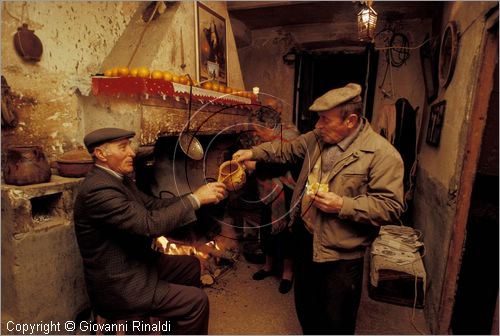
(92, 77, 258, 110)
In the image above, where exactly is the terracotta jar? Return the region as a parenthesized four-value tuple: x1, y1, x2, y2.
(3, 146, 51, 185)
(218, 160, 246, 191)
(56, 148, 93, 177)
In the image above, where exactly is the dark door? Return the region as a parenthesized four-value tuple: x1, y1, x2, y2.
(293, 46, 378, 134)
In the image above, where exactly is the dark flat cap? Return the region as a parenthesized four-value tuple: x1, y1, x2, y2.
(309, 83, 362, 112)
(84, 128, 136, 153)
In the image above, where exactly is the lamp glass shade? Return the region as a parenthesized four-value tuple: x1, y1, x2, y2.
(357, 6, 378, 41)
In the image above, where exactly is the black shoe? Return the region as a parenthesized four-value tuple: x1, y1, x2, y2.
(252, 269, 273, 280)
(279, 279, 293, 294)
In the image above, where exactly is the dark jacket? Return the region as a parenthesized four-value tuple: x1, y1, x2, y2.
(74, 167, 197, 319)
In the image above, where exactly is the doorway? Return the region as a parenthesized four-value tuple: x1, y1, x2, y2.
(292, 46, 378, 133)
(439, 19, 499, 334)
(450, 56, 499, 335)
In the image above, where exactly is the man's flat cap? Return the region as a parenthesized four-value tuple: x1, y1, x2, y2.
(84, 128, 135, 153)
(309, 83, 362, 112)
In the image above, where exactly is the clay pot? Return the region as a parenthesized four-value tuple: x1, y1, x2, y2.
(13, 24, 43, 62)
(218, 160, 246, 191)
(4, 146, 51, 185)
(56, 148, 93, 177)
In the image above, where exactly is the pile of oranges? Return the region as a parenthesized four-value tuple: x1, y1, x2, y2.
(102, 66, 255, 98)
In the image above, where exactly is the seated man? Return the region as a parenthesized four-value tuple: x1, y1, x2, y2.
(74, 128, 226, 335)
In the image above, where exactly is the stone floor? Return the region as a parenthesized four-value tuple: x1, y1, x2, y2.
(206, 256, 430, 335)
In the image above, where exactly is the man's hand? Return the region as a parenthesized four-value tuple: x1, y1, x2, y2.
(311, 191, 344, 213)
(232, 149, 253, 163)
(193, 182, 227, 205)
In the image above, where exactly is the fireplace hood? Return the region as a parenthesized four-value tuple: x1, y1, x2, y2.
(80, 2, 254, 148)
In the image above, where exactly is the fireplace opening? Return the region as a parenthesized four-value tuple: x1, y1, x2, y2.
(134, 132, 264, 284)
(30, 192, 63, 223)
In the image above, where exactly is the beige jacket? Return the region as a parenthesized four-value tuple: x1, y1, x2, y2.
(251, 119, 404, 262)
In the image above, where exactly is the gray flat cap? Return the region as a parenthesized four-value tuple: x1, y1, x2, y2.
(309, 83, 362, 112)
(84, 128, 135, 153)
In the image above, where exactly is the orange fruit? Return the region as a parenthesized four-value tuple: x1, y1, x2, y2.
(171, 75, 180, 83)
(225, 87, 232, 94)
(104, 69, 113, 77)
(218, 84, 226, 93)
(211, 82, 220, 92)
(117, 67, 129, 77)
(163, 71, 173, 81)
(110, 68, 119, 77)
(151, 70, 163, 79)
(137, 67, 150, 78)
(129, 68, 139, 77)
(179, 75, 188, 85)
(202, 82, 213, 90)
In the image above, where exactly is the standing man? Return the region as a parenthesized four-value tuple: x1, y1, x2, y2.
(74, 128, 226, 334)
(233, 83, 404, 334)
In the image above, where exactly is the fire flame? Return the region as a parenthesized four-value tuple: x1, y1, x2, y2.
(153, 236, 220, 259)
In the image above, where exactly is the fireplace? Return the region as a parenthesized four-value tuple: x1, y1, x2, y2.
(134, 132, 248, 284)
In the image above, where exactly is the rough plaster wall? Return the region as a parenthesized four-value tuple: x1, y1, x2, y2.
(1, 2, 139, 163)
(236, 20, 419, 125)
(1, 178, 87, 328)
(237, 28, 296, 123)
(237, 22, 365, 125)
(411, 2, 498, 333)
(371, 18, 429, 141)
(100, 1, 245, 90)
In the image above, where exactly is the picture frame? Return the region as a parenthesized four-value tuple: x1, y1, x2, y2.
(426, 100, 446, 147)
(195, 2, 227, 85)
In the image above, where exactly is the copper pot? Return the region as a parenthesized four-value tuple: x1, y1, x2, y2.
(4, 146, 51, 185)
(56, 148, 93, 177)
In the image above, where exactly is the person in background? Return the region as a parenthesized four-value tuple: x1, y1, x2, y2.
(246, 98, 300, 294)
(233, 83, 404, 334)
(74, 128, 226, 335)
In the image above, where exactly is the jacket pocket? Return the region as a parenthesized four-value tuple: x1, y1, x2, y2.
(339, 173, 368, 197)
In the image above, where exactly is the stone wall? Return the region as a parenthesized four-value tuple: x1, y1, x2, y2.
(1, 177, 86, 332)
(1, 2, 139, 162)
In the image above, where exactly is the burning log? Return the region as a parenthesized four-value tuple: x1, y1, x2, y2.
(193, 241, 238, 263)
(152, 236, 238, 286)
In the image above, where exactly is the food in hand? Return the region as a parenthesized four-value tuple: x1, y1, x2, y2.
(306, 182, 329, 195)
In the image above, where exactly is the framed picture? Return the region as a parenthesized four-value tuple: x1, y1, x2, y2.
(426, 100, 446, 147)
(195, 2, 227, 85)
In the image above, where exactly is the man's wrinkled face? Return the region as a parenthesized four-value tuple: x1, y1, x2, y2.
(97, 138, 136, 174)
(315, 107, 355, 144)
